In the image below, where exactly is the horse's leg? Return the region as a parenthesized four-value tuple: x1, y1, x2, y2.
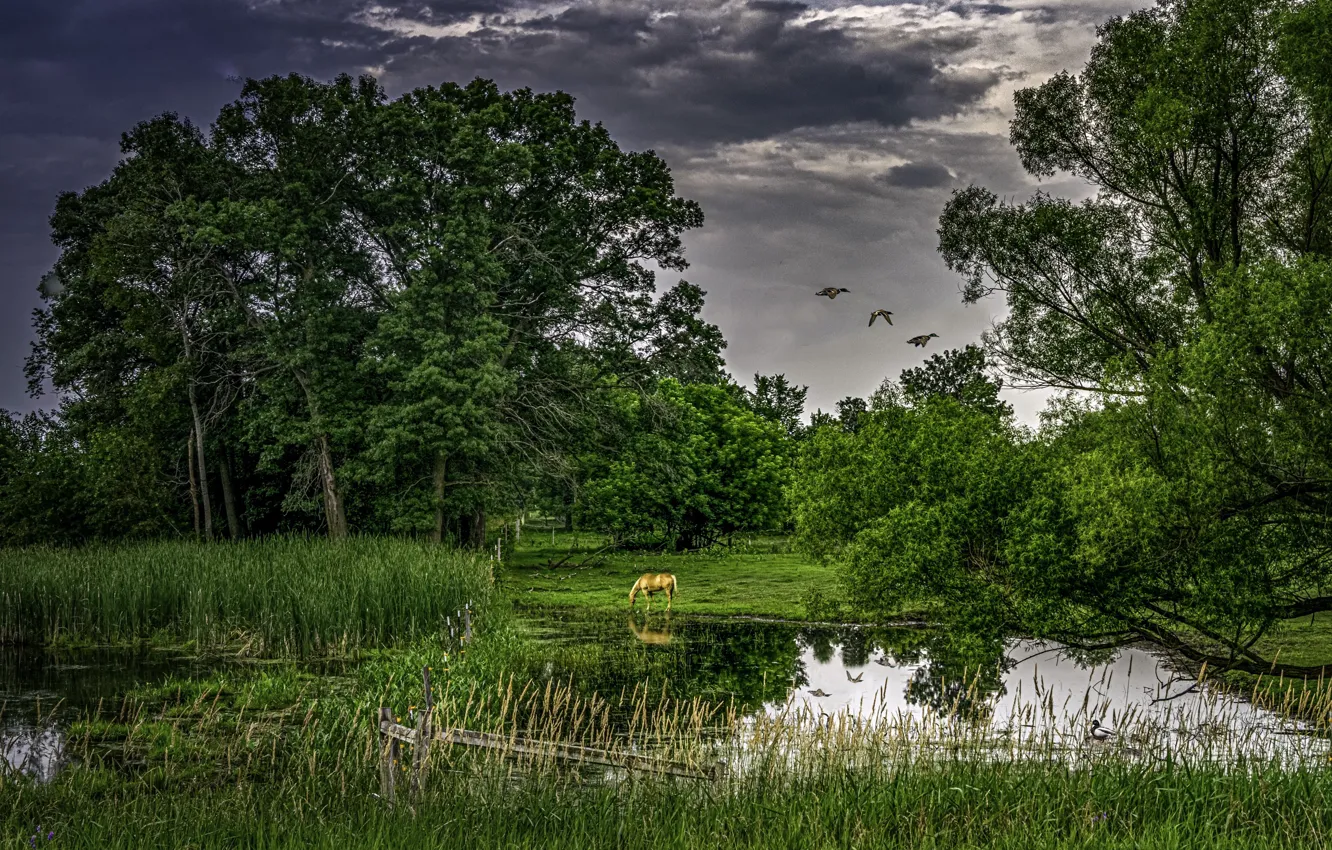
(666, 584, 673, 611)
(646, 591, 652, 613)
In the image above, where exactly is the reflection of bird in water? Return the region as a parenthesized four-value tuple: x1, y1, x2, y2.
(845, 671, 863, 683)
(809, 688, 832, 697)
(1088, 719, 1116, 741)
(874, 656, 894, 667)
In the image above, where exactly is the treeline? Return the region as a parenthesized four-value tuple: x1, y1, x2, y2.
(9, 0, 1332, 678)
(3, 74, 747, 547)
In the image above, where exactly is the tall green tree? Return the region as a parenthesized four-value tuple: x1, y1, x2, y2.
(899, 345, 1011, 417)
(579, 379, 790, 550)
(27, 73, 719, 544)
(790, 0, 1332, 674)
(744, 373, 809, 438)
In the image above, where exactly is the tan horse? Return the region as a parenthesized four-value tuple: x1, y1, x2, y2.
(629, 573, 677, 612)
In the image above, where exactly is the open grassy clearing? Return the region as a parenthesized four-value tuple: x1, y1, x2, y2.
(5, 537, 1332, 848)
(502, 530, 876, 621)
(1215, 615, 1332, 719)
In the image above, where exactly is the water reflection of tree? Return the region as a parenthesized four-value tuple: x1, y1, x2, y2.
(527, 613, 1018, 724)
(532, 613, 807, 713)
(897, 634, 1013, 721)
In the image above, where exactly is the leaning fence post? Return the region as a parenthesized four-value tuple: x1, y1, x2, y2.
(410, 666, 432, 798)
(378, 706, 397, 806)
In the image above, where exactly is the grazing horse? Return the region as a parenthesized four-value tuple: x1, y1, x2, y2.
(629, 573, 677, 612)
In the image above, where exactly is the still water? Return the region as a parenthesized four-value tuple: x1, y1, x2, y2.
(3, 612, 1325, 780)
(522, 610, 1326, 762)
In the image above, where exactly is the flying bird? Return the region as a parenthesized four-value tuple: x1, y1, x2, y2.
(816, 287, 850, 299)
(907, 333, 940, 348)
(846, 671, 864, 683)
(868, 310, 894, 327)
(808, 688, 832, 697)
(874, 656, 895, 667)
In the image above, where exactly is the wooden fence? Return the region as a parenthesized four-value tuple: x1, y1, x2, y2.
(377, 662, 722, 805)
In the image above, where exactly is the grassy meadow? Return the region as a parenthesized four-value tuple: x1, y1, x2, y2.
(502, 529, 876, 621)
(7, 664, 1332, 849)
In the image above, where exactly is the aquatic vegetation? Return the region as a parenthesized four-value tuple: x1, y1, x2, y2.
(0, 538, 496, 655)
(6, 667, 1332, 848)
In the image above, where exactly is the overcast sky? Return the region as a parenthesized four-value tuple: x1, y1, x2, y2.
(1, 0, 1147, 423)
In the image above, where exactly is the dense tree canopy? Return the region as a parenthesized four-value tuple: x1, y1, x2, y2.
(578, 379, 790, 550)
(12, 74, 731, 545)
(797, 0, 1332, 674)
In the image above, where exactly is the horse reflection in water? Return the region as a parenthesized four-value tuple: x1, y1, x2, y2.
(627, 614, 673, 645)
(2, 723, 65, 783)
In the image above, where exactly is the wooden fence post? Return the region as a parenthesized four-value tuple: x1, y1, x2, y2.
(378, 706, 397, 806)
(410, 666, 432, 798)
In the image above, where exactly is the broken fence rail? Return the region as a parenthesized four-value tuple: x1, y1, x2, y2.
(379, 718, 718, 781)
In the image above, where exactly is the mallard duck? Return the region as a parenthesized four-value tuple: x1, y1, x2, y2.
(868, 309, 894, 327)
(907, 333, 939, 348)
(1088, 719, 1116, 741)
(874, 656, 894, 667)
(816, 287, 850, 299)
(846, 671, 864, 683)
(808, 688, 832, 697)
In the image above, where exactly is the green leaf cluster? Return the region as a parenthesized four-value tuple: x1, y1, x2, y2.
(578, 379, 791, 550)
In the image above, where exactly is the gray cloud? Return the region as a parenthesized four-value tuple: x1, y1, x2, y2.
(0, 0, 1149, 424)
(365, 0, 1003, 148)
(875, 161, 955, 188)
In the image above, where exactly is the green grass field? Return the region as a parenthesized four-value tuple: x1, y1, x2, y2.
(500, 530, 860, 620)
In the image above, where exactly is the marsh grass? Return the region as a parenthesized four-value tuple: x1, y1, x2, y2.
(7, 669, 1332, 848)
(0, 538, 495, 655)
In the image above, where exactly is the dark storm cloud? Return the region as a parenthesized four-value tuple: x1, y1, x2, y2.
(946, 2, 1015, 16)
(0, 0, 387, 408)
(875, 161, 955, 188)
(0, 0, 1147, 420)
(366, 1, 1004, 148)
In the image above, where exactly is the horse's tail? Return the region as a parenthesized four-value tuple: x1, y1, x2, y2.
(670, 574, 678, 595)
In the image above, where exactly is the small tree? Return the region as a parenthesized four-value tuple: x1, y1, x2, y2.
(579, 379, 790, 549)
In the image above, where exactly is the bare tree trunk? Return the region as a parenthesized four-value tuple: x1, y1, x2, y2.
(187, 429, 201, 538)
(218, 448, 242, 539)
(429, 453, 448, 544)
(187, 385, 214, 540)
(316, 433, 348, 539)
(460, 506, 486, 549)
(291, 366, 348, 540)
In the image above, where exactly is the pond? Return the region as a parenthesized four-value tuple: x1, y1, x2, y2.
(0, 649, 350, 782)
(4, 612, 1325, 781)
(519, 609, 1327, 763)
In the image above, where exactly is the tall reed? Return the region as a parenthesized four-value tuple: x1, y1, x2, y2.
(7, 674, 1332, 849)
(0, 537, 495, 654)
